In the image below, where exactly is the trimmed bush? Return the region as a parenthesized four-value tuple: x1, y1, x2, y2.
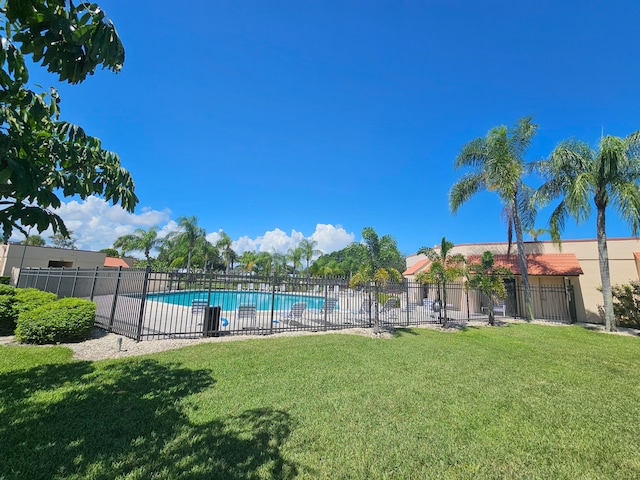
(15, 298, 96, 344)
(0, 284, 16, 296)
(0, 294, 17, 334)
(13, 288, 58, 316)
(0, 276, 10, 284)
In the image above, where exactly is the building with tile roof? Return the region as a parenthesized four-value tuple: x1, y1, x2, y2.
(404, 237, 640, 324)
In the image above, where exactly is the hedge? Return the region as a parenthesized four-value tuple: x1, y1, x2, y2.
(15, 297, 96, 344)
(0, 294, 16, 334)
(13, 288, 58, 316)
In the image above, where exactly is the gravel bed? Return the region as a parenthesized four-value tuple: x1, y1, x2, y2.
(1, 320, 636, 362)
(0, 326, 396, 361)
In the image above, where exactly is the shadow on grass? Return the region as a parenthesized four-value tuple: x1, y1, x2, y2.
(0, 359, 298, 479)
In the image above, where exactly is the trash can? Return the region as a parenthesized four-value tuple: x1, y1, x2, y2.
(203, 306, 221, 337)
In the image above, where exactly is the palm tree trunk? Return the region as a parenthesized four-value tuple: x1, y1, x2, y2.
(187, 242, 193, 274)
(512, 201, 534, 321)
(596, 205, 616, 331)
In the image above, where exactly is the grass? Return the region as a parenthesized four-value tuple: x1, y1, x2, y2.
(1, 324, 639, 479)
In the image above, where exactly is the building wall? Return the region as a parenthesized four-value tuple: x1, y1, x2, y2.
(405, 237, 640, 324)
(0, 244, 109, 284)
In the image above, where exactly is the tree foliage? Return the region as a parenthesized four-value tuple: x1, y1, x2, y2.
(0, 0, 137, 240)
(314, 228, 404, 280)
(215, 231, 236, 274)
(21, 233, 45, 246)
(113, 227, 161, 267)
(49, 230, 76, 249)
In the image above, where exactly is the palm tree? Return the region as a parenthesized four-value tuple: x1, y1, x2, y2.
(113, 226, 160, 267)
(286, 246, 303, 275)
(215, 231, 236, 274)
(349, 227, 404, 287)
(238, 251, 256, 273)
(534, 131, 640, 331)
(450, 116, 537, 321)
(168, 216, 205, 273)
(415, 237, 465, 327)
(299, 238, 322, 273)
(254, 251, 273, 277)
(466, 251, 513, 326)
(349, 227, 403, 332)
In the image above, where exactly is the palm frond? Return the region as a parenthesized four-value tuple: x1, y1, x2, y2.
(449, 173, 485, 213)
(454, 137, 487, 169)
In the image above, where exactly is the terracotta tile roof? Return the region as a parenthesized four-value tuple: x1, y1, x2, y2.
(104, 257, 130, 268)
(466, 253, 583, 276)
(634, 252, 640, 261)
(403, 258, 431, 276)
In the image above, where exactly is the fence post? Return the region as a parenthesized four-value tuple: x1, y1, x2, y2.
(70, 268, 79, 297)
(89, 266, 99, 301)
(373, 282, 380, 333)
(55, 268, 64, 297)
(108, 267, 123, 332)
(269, 274, 276, 334)
(323, 282, 329, 331)
(135, 266, 151, 342)
(405, 280, 410, 327)
(43, 268, 52, 292)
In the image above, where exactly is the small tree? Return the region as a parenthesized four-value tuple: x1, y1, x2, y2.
(466, 251, 513, 326)
(49, 231, 77, 249)
(415, 237, 465, 328)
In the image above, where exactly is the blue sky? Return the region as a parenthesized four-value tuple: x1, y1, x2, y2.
(23, 0, 640, 257)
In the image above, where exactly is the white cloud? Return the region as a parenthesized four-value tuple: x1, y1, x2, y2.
(9, 199, 355, 261)
(311, 224, 355, 253)
(233, 224, 354, 256)
(10, 196, 173, 251)
(206, 230, 223, 245)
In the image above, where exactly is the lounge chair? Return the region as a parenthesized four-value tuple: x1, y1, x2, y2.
(237, 304, 257, 328)
(287, 302, 307, 321)
(192, 298, 209, 314)
(320, 297, 339, 315)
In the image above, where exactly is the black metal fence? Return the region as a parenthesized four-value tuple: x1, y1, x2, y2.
(17, 267, 576, 341)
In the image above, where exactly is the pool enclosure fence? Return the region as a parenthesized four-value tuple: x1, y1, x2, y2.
(17, 267, 577, 341)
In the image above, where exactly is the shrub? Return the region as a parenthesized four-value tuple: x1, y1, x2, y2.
(0, 284, 16, 296)
(610, 281, 640, 329)
(13, 288, 58, 316)
(15, 298, 96, 344)
(0, 294, 17, 334)
(0, 276, 10, 284)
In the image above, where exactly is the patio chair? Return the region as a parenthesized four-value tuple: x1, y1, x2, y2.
(237, 304, 257, 328)
(320, 297, 339, 315)
(287, 302, 307, 321)
(493, 301, 506, 317)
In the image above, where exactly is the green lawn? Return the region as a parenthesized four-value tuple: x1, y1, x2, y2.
(1, 324, 639, 479)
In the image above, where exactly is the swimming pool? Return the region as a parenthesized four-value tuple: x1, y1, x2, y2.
(146, 290, 329, 311)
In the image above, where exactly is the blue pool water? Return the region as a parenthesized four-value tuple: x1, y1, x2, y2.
(147, 290, 329, 311)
